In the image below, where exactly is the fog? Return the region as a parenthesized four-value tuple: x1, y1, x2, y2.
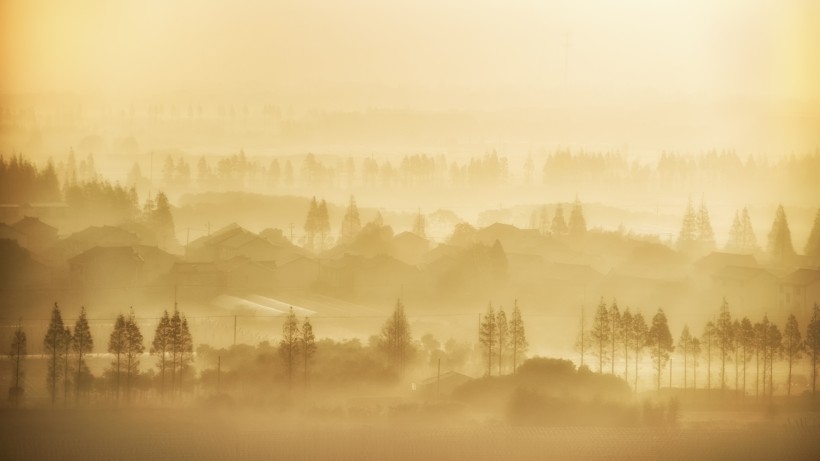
(2, 1, 820, 460)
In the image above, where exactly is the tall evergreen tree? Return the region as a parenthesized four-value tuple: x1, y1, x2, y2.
(806, 303, 820, 397)
(478, 303, 498, 376)
(303, 197, 318, 251)
(767, 204, 795, 262)
(621, 309, 633, 380)
(380, 299, 413, 374)
(698, 200, 716, 250)
(590, 298, 611, 374)
(108, 314, 127, 403)
(678, 325, 692, 391)
(740, 208, 758, 252)
(648, 309, 674, 391)
(677, 199, 698, 251)
(765, 321, 782, 397)
(568, 196, 587, 237)
(631, 312, 648, 392)
(726, 211, 744, 252)
(123, 309, 145, 403)
(702, 321, 716, 394)
(551, 204, 568, 235)
(72, 307, 94, 403)
(783, 314, 803, 396)
(151, 192, 176, 249)
(509, 301, 527, 374)
(44, 303, 66, 407)
(62, 326, 72, 406)
(609, 301, 621, 375)
(280, 307, 301, 389)
(715, 298, 733, 392)
(691, 337, 702, 390)
(739, 317, 755, 396)
(805, 207, 820, 262)
(412, 209, 427, 239)
(9, 323, 27, 407)
(316, 199, 330, 250)
(496, 308, 508, 375)
(339, 195, 362, 244)
(302, 317, 316, 389)
(150, 310, 172, 399)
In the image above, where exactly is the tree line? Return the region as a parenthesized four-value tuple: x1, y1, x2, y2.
(581, 299, 820, 397)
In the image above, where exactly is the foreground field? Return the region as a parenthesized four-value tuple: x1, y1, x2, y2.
(1, 409, 819, 461)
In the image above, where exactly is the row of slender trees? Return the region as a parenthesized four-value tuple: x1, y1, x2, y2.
(581, 299, 820, 396)
(478, 301, 528, 376)
(7, 303, 194, 407)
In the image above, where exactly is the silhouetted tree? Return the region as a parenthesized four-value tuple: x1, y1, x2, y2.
(339, 195, 362, 244)
(510, 300, 527, 374)
(304, 197, 318, 251)
(739, 317, 754, 396)
(698, 200, 716, 250)
(715, 299, 733, 392)
(678, 325, 692, 391)
(677, 199, 698, 251)
(8, 323, 26, 406)
(551, 204, 568, 235)
(805, 208, 820, 263)
(767, 204, 795, 263)
(590, 298, 610, 374)
(44, 303, 66, 407)
(621, 309, 633, 380)
(72, 307, 94, 403)
(150, 192, 176, 249)
(380, 299, 413, 374)
(783, 314, 803, 396)
(702, 321, 716, 394)
(648, 309, 674, 391)
(123, 309, 145, 403)
(631, 312, 648, 391)
(691, 337, 702, 391)
(765, 320, 782, 397)
(726, 207, 758, 253)
(754, 319, 765, 397)
(609, 300, 621, 375)
(479, 303, 498, 376)
(151, 310, 172, 399)
(302, 317, 316, 389)
(807, 303, 820, 397)
(280, 307, 301, 389)
(62, 326, 72, 406)
(496, 308, 508, 375)
(412, 209, 427, 239)
(568, 197, 587, 237)
(108, 314, 127, 402)
(316, 199, 330, 250)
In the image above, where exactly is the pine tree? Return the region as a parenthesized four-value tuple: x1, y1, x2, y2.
(123, 309, 144, 403)
(590, 298, 611, 374)
(805, 207, 820, 262)
(766, 321, 782, 397)
(509, 300, 527, 374)
(691, 337, 702, 391)
(496, 308, 508, 375)
(339, 195, 362, 244)
(304, 197, 318, 251)
(316, 199, 330, 250)
(412, 209, 427, 239)
(806, 303, 820, 397)
(740, 208, 758, 252)
(725, 211, 744, 252)
(783, 314, 804, 396)
(478, 303, 498, 376)
(62, 326, 72, 406)
(698, 200, 716, 250)
(677, 199, 698, 251)
(632, 312, 648, 392)
(739, 317, 755, 396)
(108, 314, 127, 403)
(767, 204, 795, 262)
(678, 325, 692, 391)
(648, 309, 674, 391)
(151, 311, 172, 399)
(621, 309, 633, 381)
(380, 299, 413, 374)
(151, 192, 176, 249)
(280, 307, 301, 389)
(551, 204, 568, 235)
(177, 315, 194, 393)
(72, 306, 94, 403)
(9, 323, 27, 407)
(44, 303, 66, 407)
(568, 196, 587, 237)
(715, 298, 733, 392)
(702, 321, 716, 395)
(609, 300, 621, 375)
(302, 317, 316, 389)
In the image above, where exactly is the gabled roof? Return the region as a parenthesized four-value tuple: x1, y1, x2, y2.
(419, 370, 473, 386)
(780, 268, 820, 286)
(12, 216, 57, 235)
(68, 246, 144, 266)
(694, 252, 758, 272)
(712, 265, 776, 283)
(64, 226, 141, 246)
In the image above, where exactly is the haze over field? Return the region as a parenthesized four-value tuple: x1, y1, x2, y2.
(1, 1, 820, 460)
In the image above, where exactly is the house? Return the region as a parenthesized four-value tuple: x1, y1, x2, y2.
(69, 246, 144, 296)
(416, 371, 474, 398)
(187, 224, 292, 262)
(11, 216, 58, 251)
(693, 252, 758, 276)
(709, 265, 778, 316)
(276, 255, 319, 291)
(46, 225, 142, 264)
(390, 231, 429, 265)
(779, 268, 820, 319)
